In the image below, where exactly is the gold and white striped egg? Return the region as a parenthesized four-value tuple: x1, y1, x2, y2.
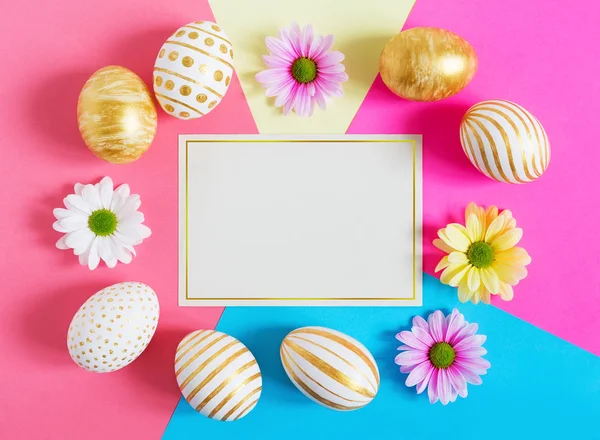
(153, 21, 234, 120)
(460, 99, 550, 184)
(280, 326, 380, 411)
(175, 330, 262, 421)
(67, 282, 159, 373)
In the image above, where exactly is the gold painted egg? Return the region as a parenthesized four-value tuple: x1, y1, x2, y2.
(280, 326, 380, 411)
(153, 21, 234, 120)
(460, 99, 550, 183)
(77, 66, 157, 164)
(175, 330, 261, 421)
(379, 27, 478, 102)
(67, 282, 159, 373)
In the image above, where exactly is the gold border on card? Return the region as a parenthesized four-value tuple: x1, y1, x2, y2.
(185, 138, 418, 302)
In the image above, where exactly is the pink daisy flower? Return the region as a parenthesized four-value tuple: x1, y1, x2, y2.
(395, 309, 490, 405)
(255, 23, 348, 116)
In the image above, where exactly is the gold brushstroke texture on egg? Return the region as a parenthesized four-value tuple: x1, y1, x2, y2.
(175, 330, 262, 421)
(460, 99, 550, 183)
(77, 66, 157, 164)
(379, 27, 478, 102)
(280, 326, 380, 411)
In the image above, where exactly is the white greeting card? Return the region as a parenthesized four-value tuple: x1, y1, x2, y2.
(179, 135, 422, 306)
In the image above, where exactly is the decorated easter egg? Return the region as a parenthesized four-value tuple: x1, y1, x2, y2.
(460, 99, 551, 184)
(67, 282, 159, 373)
(153, 21, 234, 120)
(379, 27, 477, 102)
(280, 326, 379, 411)
(175, 330, 261, 421)
(77, 66, 157, 164)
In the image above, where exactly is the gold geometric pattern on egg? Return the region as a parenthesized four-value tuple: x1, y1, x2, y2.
(175, 330, 262, 421)
(280, 326, 380, 411)
(460, 99, 550, 184)
(153, 21, 234, 120)
(67, 282, 160, 373)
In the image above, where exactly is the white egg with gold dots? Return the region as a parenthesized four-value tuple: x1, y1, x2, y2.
(67, 282, 159, 373)
(153, 21, 234, 120)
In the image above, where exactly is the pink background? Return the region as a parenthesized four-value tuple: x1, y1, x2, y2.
(0, 0, 597, 438)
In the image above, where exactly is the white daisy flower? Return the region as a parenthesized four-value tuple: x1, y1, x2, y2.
(53, 176, 151, 270)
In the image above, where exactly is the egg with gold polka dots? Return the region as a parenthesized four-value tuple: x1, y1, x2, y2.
(153, 21, 234, 120)
(67, 282, 159, 373)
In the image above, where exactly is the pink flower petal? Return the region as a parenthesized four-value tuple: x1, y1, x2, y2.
(319, 72, 348, 84)
(427, 369, 440, 404)
(316, 50, 345, 67)
(395, 350, 428, 367)
(449, 387, 459, 403)
(452, 322, 479, 344)
(456, 346, 488, 358)
(282, 88, 297, 115)
(400, 364, 415, 374)
(412, 315, 429, 330)
(313, 34, 334, 59)
(405, 361, 432, 387)
(265, 36, 296, 61)
(271, 80, 296, 105)
(313, 83, 328, 110)
(412, 326, 435, 347)
(427, 310, 445, 342)
(317, 77, 344, 98)
(454, 357, 491, 376)
(445, 309, 466, 343)
(300, 24, 314, 57)
(256, 68, 291, 86)
(288, 23, 303, 57)
(453, 334, 487, 353)
(262, 54, 291, 68)
(308, 34, 323, 59)
(454, 364, 483, 385)
(397, 331, 430, 351)
(317, 64, 346, 74)
(438, 369, 451, 405)
(447, 366, 468, 398)
(415, 365, 434, 394)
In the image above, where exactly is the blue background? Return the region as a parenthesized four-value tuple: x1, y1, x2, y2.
(163, 274, 600, 439)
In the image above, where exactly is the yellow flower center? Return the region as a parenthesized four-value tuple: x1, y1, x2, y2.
(291, 57, 317, 83)
(429, 342, 456, 369)
(467, 241, 495, 268)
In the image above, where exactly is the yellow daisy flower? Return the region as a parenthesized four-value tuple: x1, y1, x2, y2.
(433, 202, 531, 304)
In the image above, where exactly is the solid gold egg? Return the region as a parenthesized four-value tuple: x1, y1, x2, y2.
(379, 27, 478, 102)
(77, 66, 157, 164)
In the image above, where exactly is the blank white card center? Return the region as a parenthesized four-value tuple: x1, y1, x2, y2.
(179, 135, 422, 306)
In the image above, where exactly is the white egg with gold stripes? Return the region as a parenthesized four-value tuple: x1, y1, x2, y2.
(460, 99, 550, 184)
(174, 330, 261, 421)
(153, 21, 234, 120)
(280, 326, 380, 411)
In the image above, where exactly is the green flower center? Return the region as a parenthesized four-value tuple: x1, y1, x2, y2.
(291, 57, 317, 83)
(429, 342, 456, 369)
(88, 209, 117, 236)
(467, 241, 495, 268)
